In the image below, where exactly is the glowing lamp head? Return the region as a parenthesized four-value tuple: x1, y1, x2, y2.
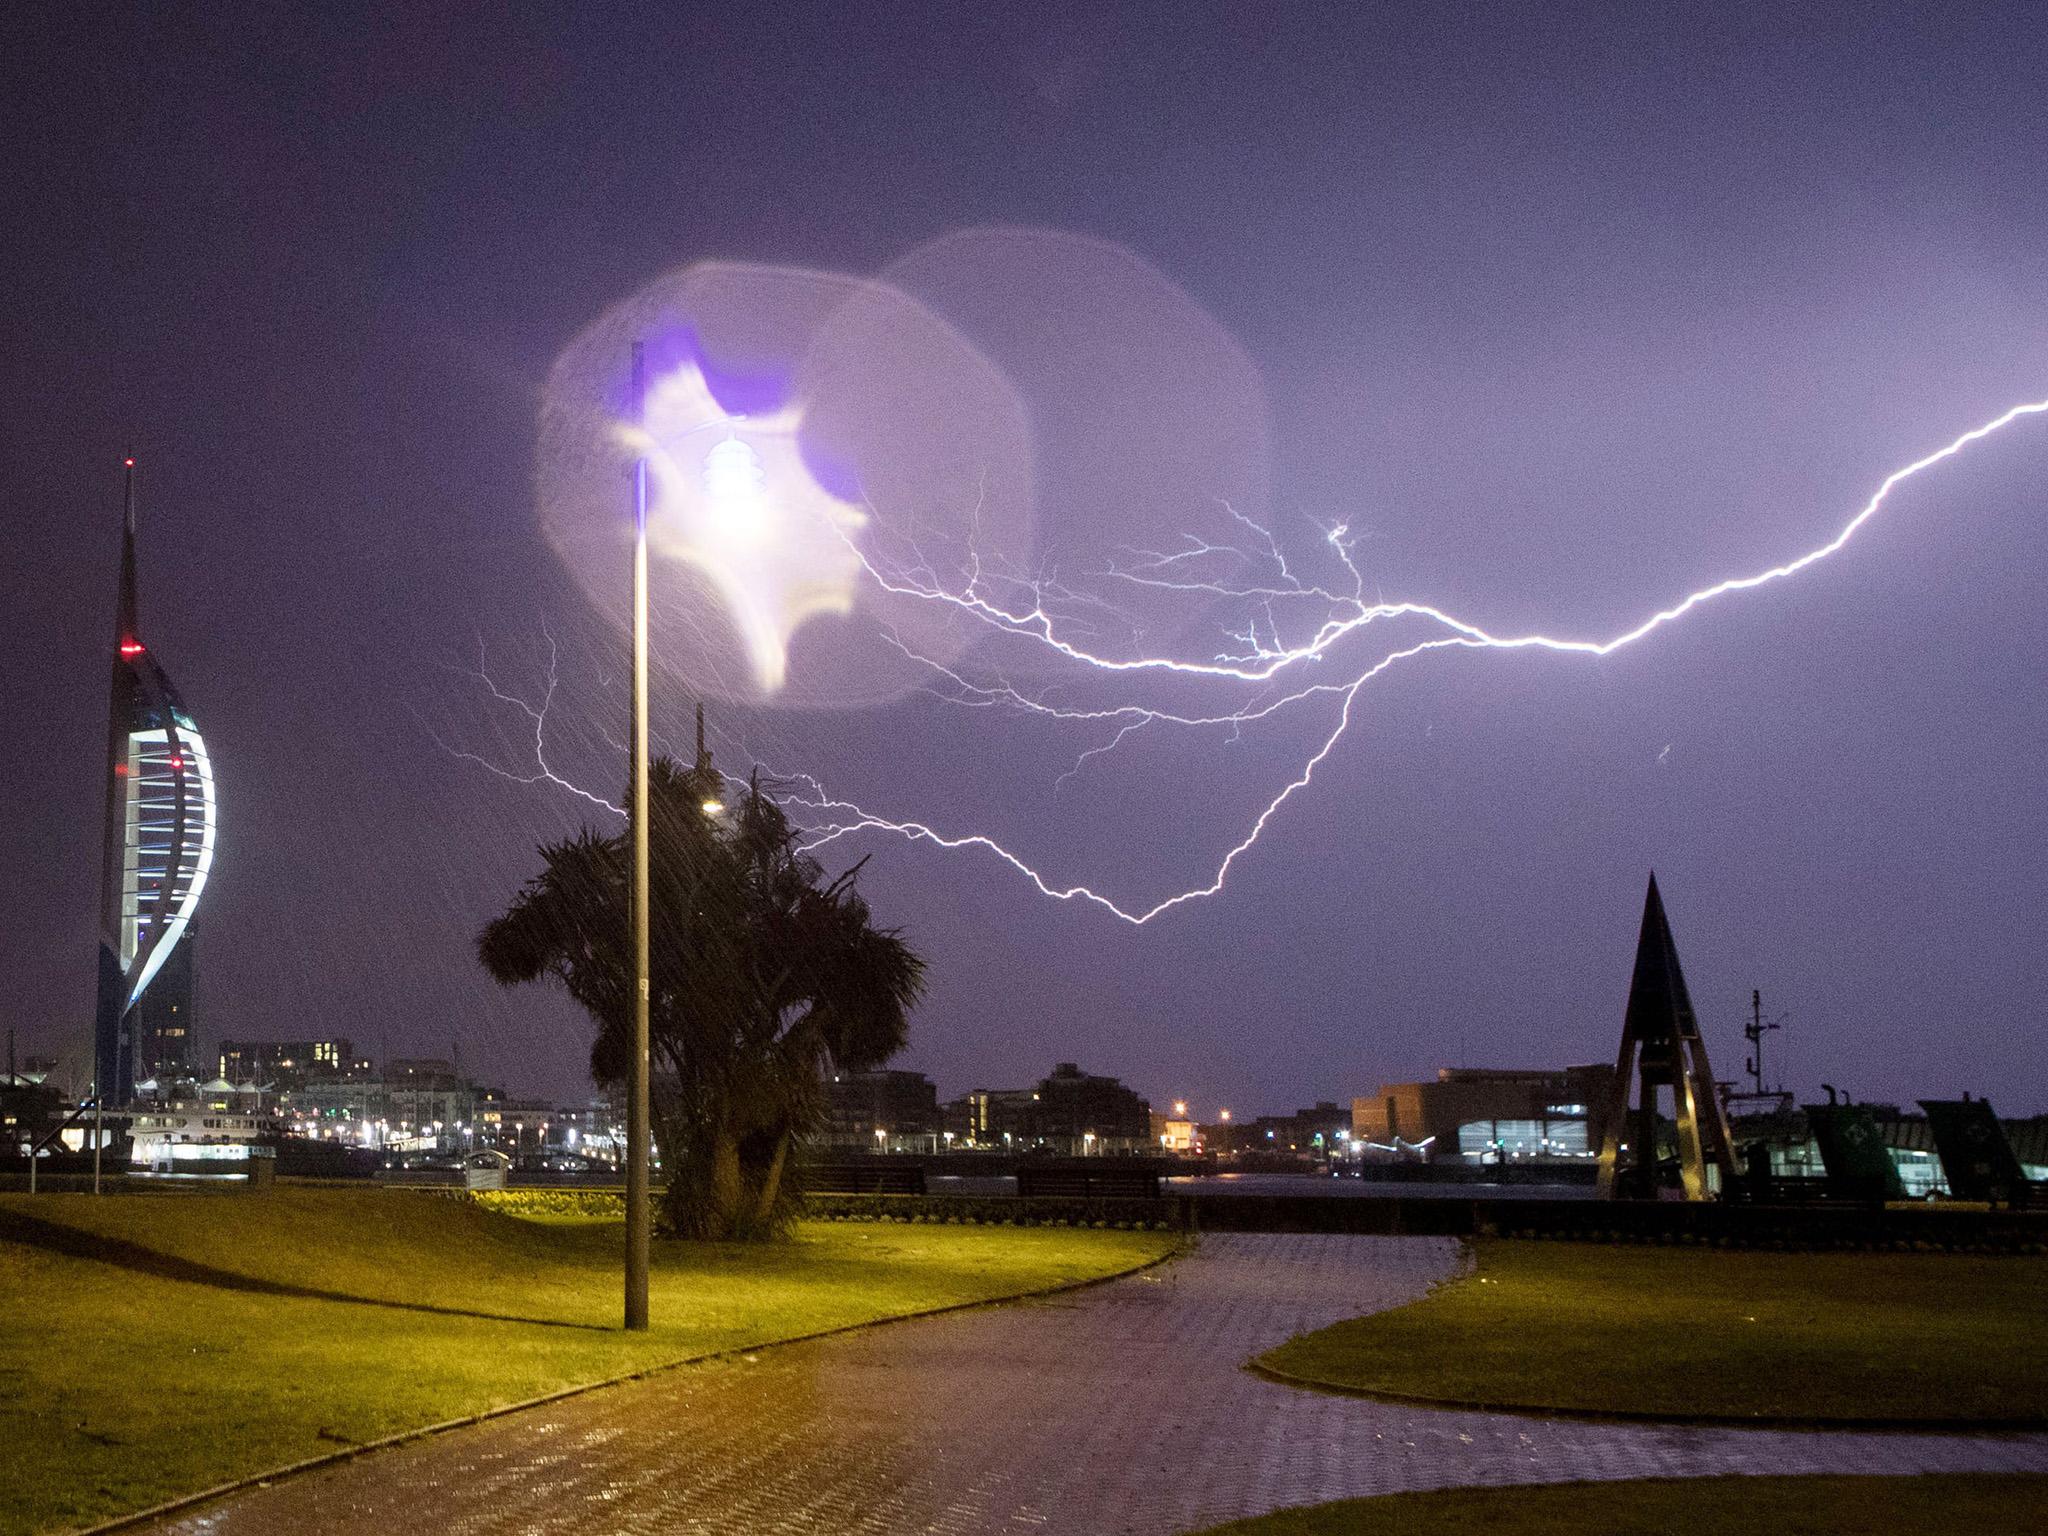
(700, 798, 724, 817)
(623, 361, 867, 696)
(703, 435, 765, 503)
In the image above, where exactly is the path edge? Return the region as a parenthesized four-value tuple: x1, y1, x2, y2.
(1243, 1355, 2048, 1435)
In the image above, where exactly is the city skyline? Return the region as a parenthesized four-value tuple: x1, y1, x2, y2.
(6, 7, 2048, 1115)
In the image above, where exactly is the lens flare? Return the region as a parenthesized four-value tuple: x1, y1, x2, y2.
(537, 259, 1033, 708)
(623, 360, 866, 694)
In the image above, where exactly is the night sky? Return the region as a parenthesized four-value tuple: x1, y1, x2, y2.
(7, 4, 2048, 1117)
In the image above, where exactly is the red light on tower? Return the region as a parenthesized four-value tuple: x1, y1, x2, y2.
(124, 458, 135, 468)
(119, 640, 145, 656)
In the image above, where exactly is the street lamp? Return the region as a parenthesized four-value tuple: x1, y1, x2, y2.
(625, 343, 653, 1332)
(623, 343, 750, 1331)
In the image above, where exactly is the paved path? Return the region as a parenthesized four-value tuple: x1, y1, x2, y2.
(148, 1235, 2048, 1535)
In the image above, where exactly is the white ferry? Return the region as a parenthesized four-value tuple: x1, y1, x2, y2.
(129, 1088, 276, 1178)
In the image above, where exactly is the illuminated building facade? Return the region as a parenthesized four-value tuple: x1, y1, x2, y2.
(1351, 1064, 1615, 1164)
(94, 462, 218, 1105)
(945, 1063, 1153, 1155)
(821, 1069, 941, 1149)
(217, 1038, 368, 1091)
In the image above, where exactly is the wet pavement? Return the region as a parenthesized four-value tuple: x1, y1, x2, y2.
(147, 1234, 2048, 1535)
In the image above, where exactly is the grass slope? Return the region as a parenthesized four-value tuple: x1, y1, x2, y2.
(1256, 1239, 2048, 1424)
(1189, 1474, 2048, 1535)
(0, 1186, 1171, 1535)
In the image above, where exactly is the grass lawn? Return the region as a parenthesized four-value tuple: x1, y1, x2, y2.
(0, 1186, 1172, 1535)
(1255, 1239, 2048, 1425)
(1187, 1474, 2048, 1535)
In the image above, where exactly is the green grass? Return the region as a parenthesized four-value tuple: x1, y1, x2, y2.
(1255, 1239, 2048, 1425)
(0, 1186, 1172, 1535)
(1188, 1474, 2048, 1535)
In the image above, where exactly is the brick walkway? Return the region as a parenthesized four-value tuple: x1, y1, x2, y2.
(141, 1235, 2048, 1535)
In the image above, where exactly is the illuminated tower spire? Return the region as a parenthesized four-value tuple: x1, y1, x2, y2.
(117, 457, 139, 652)
(93, 460, 218, 1105)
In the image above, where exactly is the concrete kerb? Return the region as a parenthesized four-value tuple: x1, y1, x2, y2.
(69, 1234, 1193, 1536)
(1242, 1355, 2048, 1436)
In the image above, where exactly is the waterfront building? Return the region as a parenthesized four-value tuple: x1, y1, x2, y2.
(822, 1069, 941, 1150)
(948, 1063, 1152, 1155)
(1351, 1065, 1615, 1164)
(93, 463, 218, 1106)
(270, 1054, 621, 1165)
(2, 1075, 63, 1157)
(286, 1059, 480, 1152)
(476, 1096, 556, 1156)
(217, 1038, 369, 1091)
(1239, 1101, 1352, 1157)
(945, 1086, 1037, 1147)
(547, 1096, 625, 1166)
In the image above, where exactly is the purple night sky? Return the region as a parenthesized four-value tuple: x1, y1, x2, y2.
(6, 4, 2047, 1117)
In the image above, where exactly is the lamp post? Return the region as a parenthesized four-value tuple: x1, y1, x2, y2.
(625, 342, 652, 1332)
(622, 345, 743, 1331)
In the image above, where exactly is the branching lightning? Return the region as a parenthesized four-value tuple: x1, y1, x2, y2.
(450, 399, 2048, 924)
(428, 629, 624, 815)
(795, 398, 2048, 921)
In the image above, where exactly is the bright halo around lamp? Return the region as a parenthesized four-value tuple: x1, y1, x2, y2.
(629, 363, 863, 695)
(539, 261, 1033, 708)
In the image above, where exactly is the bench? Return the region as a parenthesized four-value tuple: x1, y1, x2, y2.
(807, 1163, 927, 1196)
(1015, 1164, 1160, 1200)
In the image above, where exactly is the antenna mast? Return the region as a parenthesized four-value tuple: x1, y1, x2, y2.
(1742, 988, 1785, 1097)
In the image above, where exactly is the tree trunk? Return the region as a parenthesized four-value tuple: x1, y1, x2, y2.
(749, 1129, 792, 1233)
(709, 1128, 743, 1238)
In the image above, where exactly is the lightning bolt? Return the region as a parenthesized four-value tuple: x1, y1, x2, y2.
(427, 628, 624, 815)
(800, 397, 2048, 922)
(454, 399, 2047, 925)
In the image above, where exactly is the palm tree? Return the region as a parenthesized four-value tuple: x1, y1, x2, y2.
(478, 757, 925, 1238)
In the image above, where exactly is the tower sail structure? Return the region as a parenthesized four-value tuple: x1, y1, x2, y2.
(93, 460, 218, 1106)
(1593, 873, 1737, 1200)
